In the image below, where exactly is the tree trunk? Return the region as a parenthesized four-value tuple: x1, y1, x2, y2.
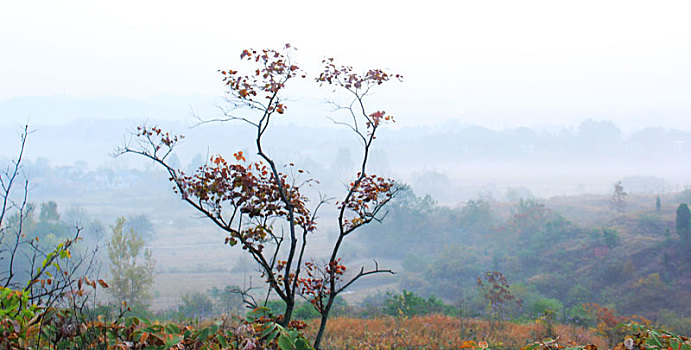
(282, 300, 294, 327)
(313, 313, 329, 349)
(313, 297, 334, 349)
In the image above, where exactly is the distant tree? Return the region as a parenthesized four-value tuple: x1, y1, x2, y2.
(177, 291, 213, 319)
(62, 206, 105, 242)
(505, 187, 533, 203)
(208, 285, 243, 314)
(656, 195, 661, 212)
(476, 271, 521, 328)
(39, 201, 60, 223)
(511, 198, 548, 235)
(382, 289, 453, 317)
(460, 199, 493, 227)
(576, 119, 624, 156)
(413, 171, 451, 202)
(675, 203, 690, 242)
(609, 181, 627, 214)
(124, 214, 155, 240)
(34, 201, 71, 241)
(107, 217, 155, 308)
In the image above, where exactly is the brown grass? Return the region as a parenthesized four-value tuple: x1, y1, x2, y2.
(303, 315, 607, 349)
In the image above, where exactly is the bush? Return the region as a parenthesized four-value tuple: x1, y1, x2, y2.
(382, 290, 455, 317)
(293, 302, 320, 320)
(566, 304, 596, 328)
(530, 297, 563, 318)
(177, 292, 214, 320)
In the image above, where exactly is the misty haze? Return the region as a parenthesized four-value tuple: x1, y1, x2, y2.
(2, 2, 691, 349)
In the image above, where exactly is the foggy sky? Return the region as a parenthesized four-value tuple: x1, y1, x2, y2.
(2, 1, 691, 131)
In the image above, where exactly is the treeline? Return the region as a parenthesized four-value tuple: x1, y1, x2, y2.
(351, 186, 691, 334)
(383, 119, 691, 162)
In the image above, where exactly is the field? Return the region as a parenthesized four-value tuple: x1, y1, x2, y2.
(302, 315, 608, 349)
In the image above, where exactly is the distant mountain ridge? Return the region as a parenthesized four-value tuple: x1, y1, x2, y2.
(2, 95, 691, 199)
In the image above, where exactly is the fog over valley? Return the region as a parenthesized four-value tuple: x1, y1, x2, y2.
(2, 2, 691, 347)
(2, 100, 691, 202)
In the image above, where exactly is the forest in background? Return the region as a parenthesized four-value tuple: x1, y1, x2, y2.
(4, 152, 690, 334)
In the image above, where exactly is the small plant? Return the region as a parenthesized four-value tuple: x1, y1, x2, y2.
(477, 271, 521, 328)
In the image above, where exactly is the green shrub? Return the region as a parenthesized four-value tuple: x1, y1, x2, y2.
(530, 298, 563, 318)
(293, 302, 320, 320)
(566, 304, 596, 328)
(382, 290, 455, 317)
(177, 292, 213, 320)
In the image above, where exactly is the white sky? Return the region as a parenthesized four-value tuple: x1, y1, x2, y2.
(2, 0, 691, 130)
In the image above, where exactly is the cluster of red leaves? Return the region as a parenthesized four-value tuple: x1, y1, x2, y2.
(316, 58, 402, 90)
(29, 270, 64, 290)
(584, 303, 623, 332)
(298, 259, 346, 313)
(247, 312, 306, 333)
(61, 276, 108, 299)
(176, 153, 315, 250)
(316, 58, 400, 133)
(220, 44, 304, 114)
(476, 271, 522, 310)
(367, 110, 395, 129)
(340, 174, 395, 231)
(583, 303, 632, 346)
(273, 260, 296, 289)
(326, 259, 347, 276)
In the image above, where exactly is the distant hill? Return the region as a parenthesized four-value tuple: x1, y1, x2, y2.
(2, 95, 691, 198)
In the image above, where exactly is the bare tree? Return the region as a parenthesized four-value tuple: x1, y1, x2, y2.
(0, 125, 102, 317)
(0, 125, 31, 289)
(116, 45, 401, 348)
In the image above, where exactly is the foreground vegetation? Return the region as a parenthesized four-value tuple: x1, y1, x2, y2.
(2, 296, 690, 349)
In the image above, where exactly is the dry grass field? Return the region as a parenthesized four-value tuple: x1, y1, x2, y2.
(302, 315, 608, 349)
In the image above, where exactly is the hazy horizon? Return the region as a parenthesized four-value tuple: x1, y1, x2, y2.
(3, 1, 691, 131)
